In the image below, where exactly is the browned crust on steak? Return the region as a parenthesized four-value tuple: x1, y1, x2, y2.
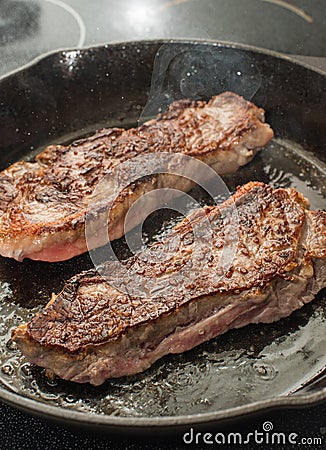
(13, 181, 322, 355)
(305, 209, 326, 259)
(0, 92, 273, 261)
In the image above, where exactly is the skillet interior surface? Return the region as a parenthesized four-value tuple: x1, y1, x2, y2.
(0, 41, 325, 426)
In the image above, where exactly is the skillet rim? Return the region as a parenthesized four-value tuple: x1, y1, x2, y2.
(0, 386, 325, 429)
(0, 37, 325, 82)
(0, 38, 325, 428)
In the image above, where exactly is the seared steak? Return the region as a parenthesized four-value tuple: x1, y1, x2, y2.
(0, 92, 273, 262)
(13, 182, 326, 385)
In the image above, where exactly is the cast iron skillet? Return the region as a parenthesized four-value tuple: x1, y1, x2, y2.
(0, 40, 325, 432)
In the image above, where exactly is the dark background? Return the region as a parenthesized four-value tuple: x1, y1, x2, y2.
(0, 400, 325, 449)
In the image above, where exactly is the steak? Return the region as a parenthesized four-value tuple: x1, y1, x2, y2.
(0, 92, 273, 262)
(13, 182, 326, 385)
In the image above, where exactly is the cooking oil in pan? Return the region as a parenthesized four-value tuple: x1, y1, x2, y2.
(0, 137, 325, 417)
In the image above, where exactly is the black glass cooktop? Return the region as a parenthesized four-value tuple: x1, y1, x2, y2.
(0, 0, 325, 77)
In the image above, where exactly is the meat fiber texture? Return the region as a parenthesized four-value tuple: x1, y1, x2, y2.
(13, 182, 326, 385)
(0, 92, 273, 262)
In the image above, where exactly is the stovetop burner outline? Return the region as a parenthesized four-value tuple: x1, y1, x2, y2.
(44, 0, 86, 48)
(163, 0, 314, 23)
(260, 0, 313, 23)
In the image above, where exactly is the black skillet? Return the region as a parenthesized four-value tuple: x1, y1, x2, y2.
(0, 40, 325, 433)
